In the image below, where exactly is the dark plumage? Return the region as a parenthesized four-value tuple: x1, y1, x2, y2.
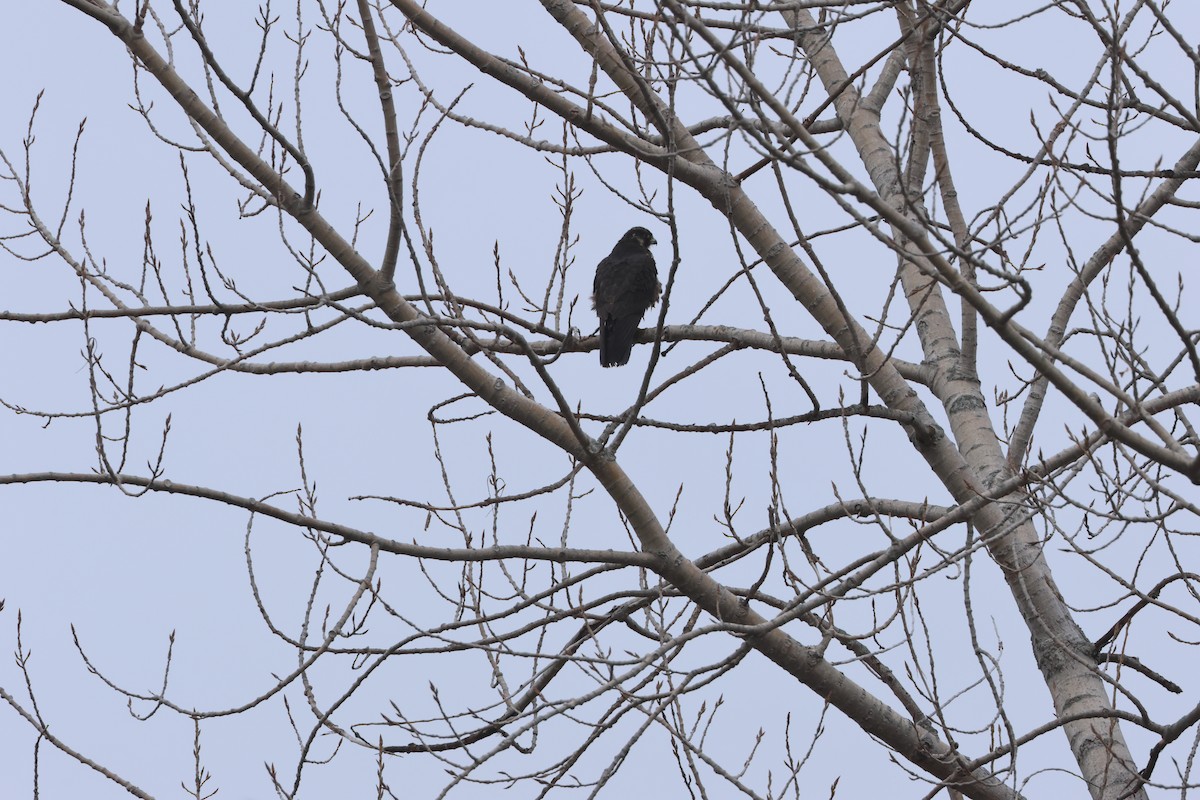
(592, 227, 662, 367)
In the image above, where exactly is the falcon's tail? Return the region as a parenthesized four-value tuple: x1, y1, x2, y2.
(599, 315, 640, 367)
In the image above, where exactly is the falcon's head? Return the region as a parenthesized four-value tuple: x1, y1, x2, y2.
(623, 227, 657, 248)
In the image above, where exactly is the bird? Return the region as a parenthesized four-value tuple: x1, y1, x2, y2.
(592, 227, 662, 367)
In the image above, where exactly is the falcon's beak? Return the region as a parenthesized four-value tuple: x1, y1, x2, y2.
(650, 235, 658, 246)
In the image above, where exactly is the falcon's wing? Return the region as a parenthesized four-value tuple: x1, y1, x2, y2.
(607, 250, 658, 320)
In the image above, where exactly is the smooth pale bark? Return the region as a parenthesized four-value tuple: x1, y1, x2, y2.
(774, 8, 1147, 798)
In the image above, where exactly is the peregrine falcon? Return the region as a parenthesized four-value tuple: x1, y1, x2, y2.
(592, 227, 661, 367)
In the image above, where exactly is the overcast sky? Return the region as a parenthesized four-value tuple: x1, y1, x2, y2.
(3, 3, 1199, 799)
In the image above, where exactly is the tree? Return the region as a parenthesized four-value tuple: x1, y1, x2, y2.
(2, 1, 1199, 798)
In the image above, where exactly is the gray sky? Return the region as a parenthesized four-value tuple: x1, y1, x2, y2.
(3, 3, 1199, 799)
